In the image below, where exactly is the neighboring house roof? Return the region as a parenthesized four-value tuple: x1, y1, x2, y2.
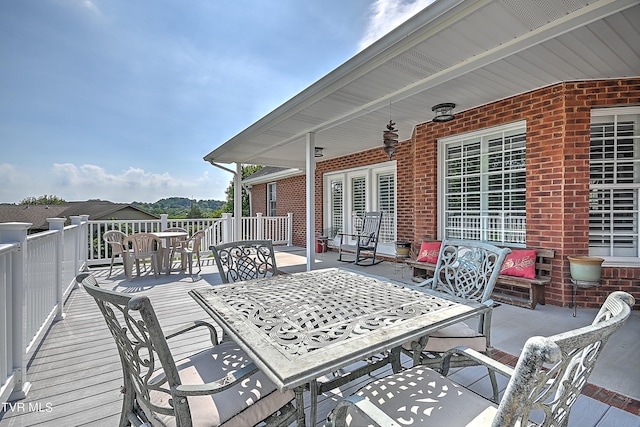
(243, 166, 304, 186)
(0, 201, 158, 232)
(204, 0, 640, 169)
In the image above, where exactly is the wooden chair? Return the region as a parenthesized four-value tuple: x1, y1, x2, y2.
(329, 291, 635, 427)
(102, 230, 127, 277)
(78, 273, 297, 427)
(122, 233, 162, 280)
(180, 230, 205, 275)
(402, 239, 511, 401)
(338, 212, 383, 266)
(210, 239, 279, 284)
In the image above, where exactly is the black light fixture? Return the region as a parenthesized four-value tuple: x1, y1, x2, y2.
(314, 147, 324, 157)
(432, 102, 456, 122)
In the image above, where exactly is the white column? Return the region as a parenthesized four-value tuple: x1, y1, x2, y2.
(160, 214, 168, 231)
(235, 163, 243, 241)
(306, 132, 316, 271)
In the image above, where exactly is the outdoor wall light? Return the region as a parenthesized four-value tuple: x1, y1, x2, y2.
(314, 147, 324, 157)
(432, 103, 456, 122)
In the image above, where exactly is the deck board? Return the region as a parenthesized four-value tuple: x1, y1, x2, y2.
(1, 257, 638, 426)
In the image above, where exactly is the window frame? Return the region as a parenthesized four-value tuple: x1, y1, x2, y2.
(267, 182, 277, 217)
(437, 120, 527, 246)
(324, 161, 397, 254)
(589, 106, 640, 267)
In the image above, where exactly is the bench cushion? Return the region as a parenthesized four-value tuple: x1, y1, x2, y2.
(500, 249, 537, 279)
(416, 241, 441, 263)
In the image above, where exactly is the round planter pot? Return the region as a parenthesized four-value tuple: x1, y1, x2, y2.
(568, 256, 604, 282)
(395, 241, 411, 256)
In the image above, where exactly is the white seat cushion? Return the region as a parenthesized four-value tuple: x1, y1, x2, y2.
(403, 321, 487, 353)
(144, 341, 295, 427)
(346, 366, 498, 426)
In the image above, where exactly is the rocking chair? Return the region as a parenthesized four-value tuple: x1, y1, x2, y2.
(338, 212, 383, 266)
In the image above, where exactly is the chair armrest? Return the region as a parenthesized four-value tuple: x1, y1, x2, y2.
(164, 320, 220, 346)
(441, 346, 515, 378)
(329, 395, 402, 427)
(173, 363, 260, 397)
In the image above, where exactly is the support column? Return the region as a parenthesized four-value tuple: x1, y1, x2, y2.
(235, 163, 242, 241)
(47, 218, 66, 321)
(306, 132, 316, 271)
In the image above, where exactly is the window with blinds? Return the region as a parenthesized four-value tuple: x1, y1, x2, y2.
(589, 108, 640, 259)
(442, 123, 526, 245)
(330, 179, 343, 234)
(377, 172, 396, 242)
(324, 163, 397, 248)
(267, 183, 277, 216)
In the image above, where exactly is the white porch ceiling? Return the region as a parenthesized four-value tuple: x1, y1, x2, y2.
(204, 0, 640, 169)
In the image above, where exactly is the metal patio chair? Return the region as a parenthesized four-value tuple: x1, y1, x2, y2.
(338, 211, 383, 266)
(401, 239, 511, 401)
(210, 239, 279, 284)
(329, 291, 635, 427)
(78, 273, 297, 427)
(103, 230, 128, 277)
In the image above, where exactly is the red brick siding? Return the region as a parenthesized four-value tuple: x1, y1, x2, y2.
(250, 78, 640, 308)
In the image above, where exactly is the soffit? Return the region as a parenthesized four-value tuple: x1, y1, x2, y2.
(204, 0, 640, 169)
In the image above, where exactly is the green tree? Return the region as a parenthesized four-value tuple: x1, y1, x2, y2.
(188, 203, 203, 218)
(20, 195, 66, 205)
(220, 165, 262, 216)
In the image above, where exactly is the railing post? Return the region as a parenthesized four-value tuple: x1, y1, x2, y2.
(70, 216, 82, 276)
(222, 213, 233, 243)
(79, 215, 89, 270)
(47, 218, 66, 321)
(256, 213, 263, 240)
(287, 213, 293, 246)
(0, 222, 32, 400)
(160, 214, 168, 231)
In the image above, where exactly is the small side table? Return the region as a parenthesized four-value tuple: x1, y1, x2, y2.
(316, 237, 329, 258)
(569, 279, 601, 317)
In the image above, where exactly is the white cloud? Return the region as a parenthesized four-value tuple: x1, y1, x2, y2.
(47, 163, 227, 203)
(359, 0, 436, 50)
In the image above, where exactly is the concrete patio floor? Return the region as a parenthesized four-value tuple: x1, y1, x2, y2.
(0, 246, 638, 426)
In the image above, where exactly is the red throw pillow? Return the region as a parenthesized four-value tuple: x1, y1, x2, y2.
(417, 241, 441, 263)
(501, 249, 537, 279)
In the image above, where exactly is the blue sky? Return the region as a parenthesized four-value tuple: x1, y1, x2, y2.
(0, 0, 433, 204)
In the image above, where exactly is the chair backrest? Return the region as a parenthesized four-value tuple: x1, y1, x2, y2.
(165, 227, 188, 247)
(78, 274, 193, 422)
(494, 291, 634, 427)
(185, 230, 205, 251)
(103, 230, 127, 255)
(429, 239, 511, 303)
(124, 233, 162, 258)
(211, 239, 278, 283)
(358, 212, 383, 247)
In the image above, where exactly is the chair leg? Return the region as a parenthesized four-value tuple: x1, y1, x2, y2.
(108, 254, 115, 277)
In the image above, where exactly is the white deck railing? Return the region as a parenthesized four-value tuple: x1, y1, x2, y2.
(0, 212, 292, 403)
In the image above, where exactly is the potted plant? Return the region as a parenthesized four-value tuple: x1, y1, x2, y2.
(395, 241, 411, 257)
(567, 256, 604, 282)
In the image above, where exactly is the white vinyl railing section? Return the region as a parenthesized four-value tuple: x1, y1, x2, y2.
(0, 212, 292, 403)
(0, 216, 88, 404)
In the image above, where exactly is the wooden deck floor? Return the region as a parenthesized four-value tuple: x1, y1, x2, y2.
(1, 253, 639, 426)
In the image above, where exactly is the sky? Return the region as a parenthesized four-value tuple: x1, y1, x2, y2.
(0, 0, 434, 204)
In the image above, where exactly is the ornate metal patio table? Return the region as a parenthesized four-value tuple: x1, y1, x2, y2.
(189, 267, 489, 426)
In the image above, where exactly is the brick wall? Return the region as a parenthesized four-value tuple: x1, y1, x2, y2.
(250, 78, 640, 308)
